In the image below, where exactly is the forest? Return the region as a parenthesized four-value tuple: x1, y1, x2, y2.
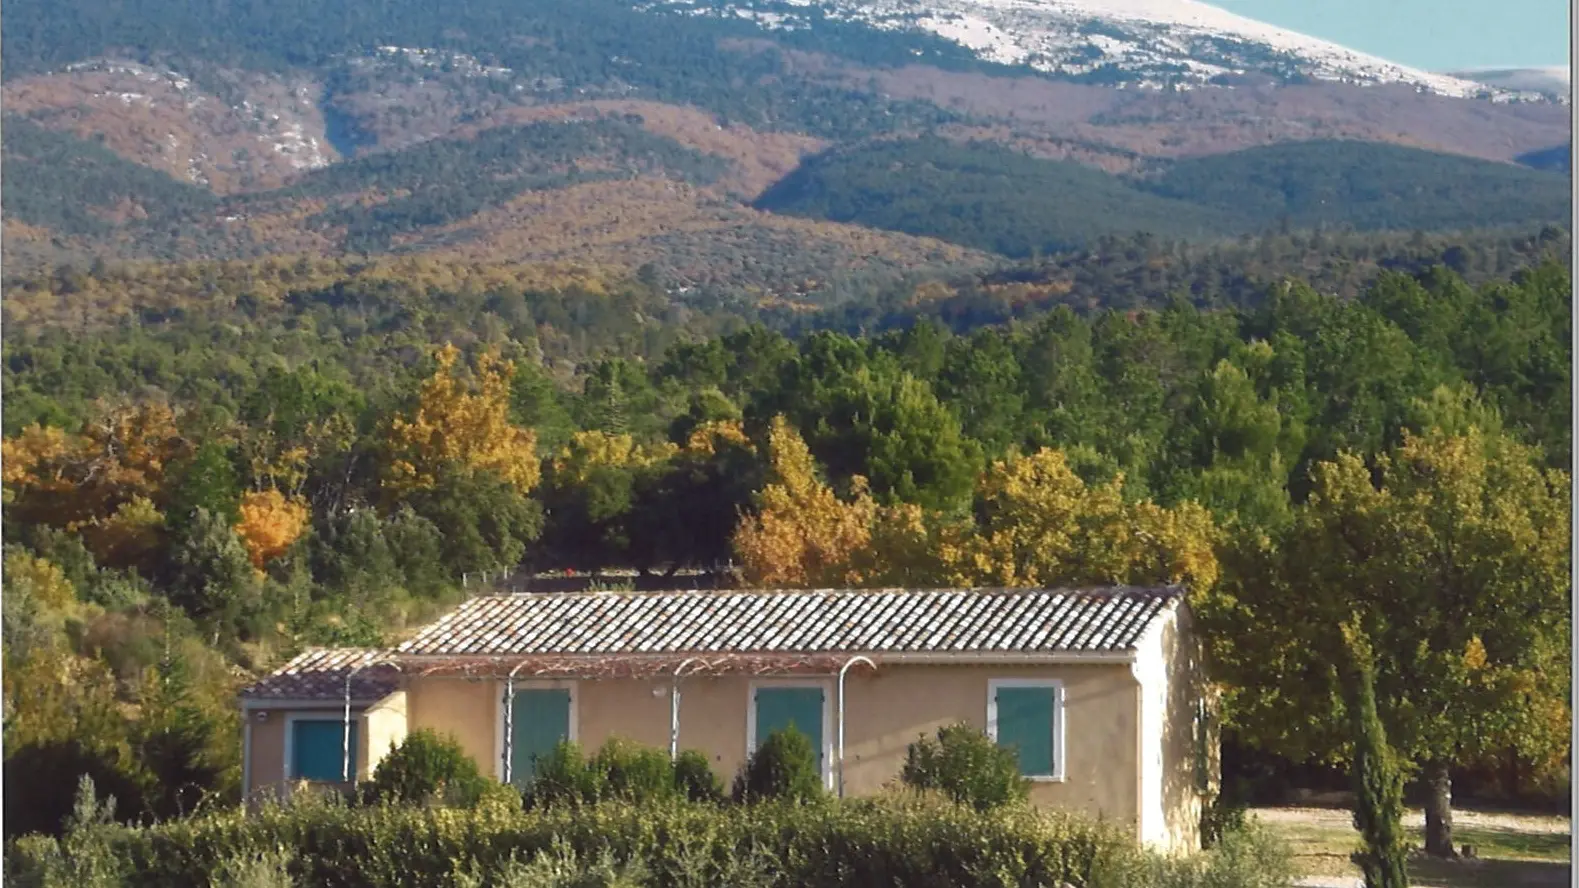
(1, 232, 1571, 845)
(0, 117, 220, 239)
(755, 137, 1573, 257)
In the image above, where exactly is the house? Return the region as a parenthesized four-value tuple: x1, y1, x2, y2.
(239, 585, 1218, 853)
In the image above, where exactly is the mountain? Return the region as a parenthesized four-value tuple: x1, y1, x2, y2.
(0, 0, 1572, 297)
(753, 136, 1241, 256)
(756, 137, 1571, 257)
(652, 0, 1513, 97)
(1447, 66, 1571, 101)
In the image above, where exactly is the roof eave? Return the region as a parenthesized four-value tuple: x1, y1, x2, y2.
(389, 649, 1138, 666)
(240, 696, 390, 710)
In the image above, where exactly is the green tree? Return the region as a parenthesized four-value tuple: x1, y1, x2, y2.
(400, 465, 543, 578)
(164, 441, 242, 531)
(768, 335, 980, 512)
(135, 643, 227, 819)
(510, 361, 575, 453)
(1345, 623, 1410, 888)
(1204, 424, 1571, 857)
(1157, 353, 1293, 531)
(166, 508, 263, 640)
(730, 727, 826, 805)
(900, 723, 1029, 811)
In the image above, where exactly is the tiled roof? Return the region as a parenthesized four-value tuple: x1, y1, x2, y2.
(395, 586, 1181, 658)
(241, 647, 399, 701)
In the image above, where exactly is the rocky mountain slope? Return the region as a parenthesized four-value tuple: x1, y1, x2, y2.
(1, 0, 1570, 292)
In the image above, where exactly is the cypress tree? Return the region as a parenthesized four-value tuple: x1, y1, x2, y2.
(1345, 623, 1410, 888)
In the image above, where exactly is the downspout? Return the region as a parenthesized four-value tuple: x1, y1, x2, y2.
(342, 666, 358, 784)
(342, 652, 393, 786)
(669, 657, 704, 760)
(503, 661, 530, 785)
(836, 656, 875, 799)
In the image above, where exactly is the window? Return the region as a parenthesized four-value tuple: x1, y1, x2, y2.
(748, 682, 831, 787)
(289, 717, 357, 783)
(507, 687, 573, 787)
(1194, 697, 1213, 792)
(987, 679, 1065, 781)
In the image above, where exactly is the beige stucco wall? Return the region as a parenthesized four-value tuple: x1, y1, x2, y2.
(400, 661, 1145, 831)
(363, 690, 409, 777)
(247, 711, 287, 801)
(1156, 603, 1211, 855)
(406, 677, 501, 775)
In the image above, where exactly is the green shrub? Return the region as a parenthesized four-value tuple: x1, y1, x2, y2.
(457, 839, 648, 888)
(361, 730, 490, 807)
(7, 776, 130, 888)
(525, 741, 604, 808)
(3, 740, 148, 838)
(671, 750, 724, 804)
(1139, 822, 1297, 888)
(730, 728, 826, 805)
(899, 723, 1029, 811)
(592, 738, 677, 805)
(528, 739, 719, 808)
(209, 846, 297, 888)
(1200, 789, 1248, 850)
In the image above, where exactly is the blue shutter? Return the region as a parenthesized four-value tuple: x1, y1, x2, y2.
(995, 686, 1056, 777)
(510, 688, 572, 786)
(753, 687, 824, 772)
(292, 719, 357, 782)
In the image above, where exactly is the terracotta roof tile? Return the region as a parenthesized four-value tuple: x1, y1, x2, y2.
(241, 647, 399, 701)
(395, 586, 1181, 658)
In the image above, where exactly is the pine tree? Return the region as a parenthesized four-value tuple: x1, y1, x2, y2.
(1346, 622, 1410, 888)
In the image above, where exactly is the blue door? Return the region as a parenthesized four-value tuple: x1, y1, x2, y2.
(509, 688, 572, 786)
(292, 719, 356, 782)
(753, 686, 825, 775)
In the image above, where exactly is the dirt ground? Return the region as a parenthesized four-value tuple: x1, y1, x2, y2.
(1254, 805, 1572, 835)
(1252, 806, 1572, 888)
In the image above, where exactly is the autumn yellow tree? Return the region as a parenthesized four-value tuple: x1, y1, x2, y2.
(2, 401, 188, 531)
(731, 417, 943, 587)
(77, 495, 167, 576)
(549, 430, 677, 485)
(0, 553, 128, 758)
(234, 489, 312, 569)
(733, 416, 877, 588)
(942, 447, 1221, 591)
(385, 344, 540, 495)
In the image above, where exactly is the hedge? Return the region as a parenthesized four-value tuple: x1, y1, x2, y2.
(8, 792, 1147, 888)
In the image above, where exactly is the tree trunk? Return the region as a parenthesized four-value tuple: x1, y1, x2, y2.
(1423, 760, 1456, 857)
(1506, 746, 1521, 799)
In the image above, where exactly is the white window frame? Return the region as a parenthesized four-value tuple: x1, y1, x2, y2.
(986, 678, 1067, 782)
(283, 712, 357, 784)
(746, 679, 835, 790)
(493, 679, 579, 782)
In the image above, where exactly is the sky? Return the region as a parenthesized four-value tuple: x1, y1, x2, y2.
(1212, 0, 1570, 71)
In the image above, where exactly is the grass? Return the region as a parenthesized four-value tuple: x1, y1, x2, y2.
(1252, 806, 1571, 888)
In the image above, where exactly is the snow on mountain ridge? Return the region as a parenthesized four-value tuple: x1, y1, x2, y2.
(1445, 66, 1569, 100)
(653, 0, 1541, 100)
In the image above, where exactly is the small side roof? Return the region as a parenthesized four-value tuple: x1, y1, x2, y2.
(395, 586, 1183, 659)
(241, 647, 398, 702)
